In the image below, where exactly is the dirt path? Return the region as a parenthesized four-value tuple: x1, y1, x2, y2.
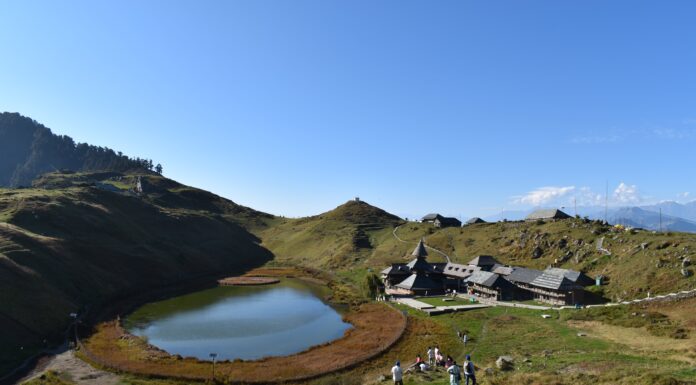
(393, 225, 451, 263)
(20, 350, 121, 385)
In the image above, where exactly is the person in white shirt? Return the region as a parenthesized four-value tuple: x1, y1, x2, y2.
(427, 346, 435, 366)
(447, 360, 461, 385)
(391, 361, 403, 385)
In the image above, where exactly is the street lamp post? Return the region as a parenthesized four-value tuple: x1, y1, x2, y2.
(209, 353, 218, 381)
(69, 313, 78, 348)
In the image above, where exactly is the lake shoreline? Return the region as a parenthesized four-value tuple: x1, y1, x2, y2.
(76, 266, 408, 383)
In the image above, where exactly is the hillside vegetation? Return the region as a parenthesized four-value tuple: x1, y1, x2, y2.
(0, 171, 274, 376)
(254, 204, 696, 301)
(0, 113, 154, 187)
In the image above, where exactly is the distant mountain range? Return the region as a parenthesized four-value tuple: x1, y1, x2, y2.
(0, 112, 154, 187)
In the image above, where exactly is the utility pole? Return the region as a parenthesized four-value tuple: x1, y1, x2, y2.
(659, 208, 663, 232)
(209, 353, 217, 381)
(605, 181, 609, 224)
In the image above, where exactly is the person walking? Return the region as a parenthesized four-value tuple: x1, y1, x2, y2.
(463, 333, 468, 346)
(447, 360, 461, 385)
(391, 361, 403, 385)
(463, 354, 476, 385)
(427, 346, 435, 366)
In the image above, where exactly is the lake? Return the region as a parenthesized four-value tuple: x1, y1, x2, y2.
(124, 278, 352, 361)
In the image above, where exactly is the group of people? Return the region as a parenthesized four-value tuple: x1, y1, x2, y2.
(392, 350, 476, 385)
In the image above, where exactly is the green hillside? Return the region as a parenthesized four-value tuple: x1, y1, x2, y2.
(254, 206, 696, 301)
(0, 172, 274, 376)
(256, 199, 404, 268)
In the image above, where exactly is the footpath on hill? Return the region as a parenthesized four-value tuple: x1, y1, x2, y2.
(393, 225, 451, 262)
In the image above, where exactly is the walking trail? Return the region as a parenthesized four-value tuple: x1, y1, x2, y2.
(393, 225, 451, 263)
(20, 350, 121, 385)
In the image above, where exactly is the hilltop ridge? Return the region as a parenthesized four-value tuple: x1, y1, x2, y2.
(316, 199, 403, 226)
(0, 112, 154, 187)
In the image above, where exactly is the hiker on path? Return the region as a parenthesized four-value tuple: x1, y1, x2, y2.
(447, 360, 461, 385)
(463, 333, 468, 346)
(427, 346, 435, 366)
(391, 361, 403, 385)
(463, 354, 476, 385)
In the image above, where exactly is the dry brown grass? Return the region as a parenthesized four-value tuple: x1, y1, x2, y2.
(80, 303, 406, 383)
(568, 320, 696, 365)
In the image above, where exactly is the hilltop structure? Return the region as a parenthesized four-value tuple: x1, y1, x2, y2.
(421, 213, 462, 228)
(381, 240, 592, 305)
(525, 209, 572, 221)
(465, 217, 487, 225)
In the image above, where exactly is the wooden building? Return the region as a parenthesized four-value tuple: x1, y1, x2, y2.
(466, 271, 516, 301)
(465, 217, 486, 225)
(383, 239, 445, 296)
(525, 209, 571, 221)
(434, 217, 462, 228)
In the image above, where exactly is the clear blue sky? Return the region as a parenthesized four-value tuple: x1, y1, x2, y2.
(2, 1, 695, 218)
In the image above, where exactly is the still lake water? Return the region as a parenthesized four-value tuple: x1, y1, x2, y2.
(124, 279, 352, 361)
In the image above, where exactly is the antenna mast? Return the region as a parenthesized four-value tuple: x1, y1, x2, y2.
(574, 197, 577, 217)
(659, 208, 662, 232)
(604, 181, 608, 224)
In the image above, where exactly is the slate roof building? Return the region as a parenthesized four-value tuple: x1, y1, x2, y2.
(491, 265, 514, 276)
(467, 255, 501, 271)
(421, 213, 444, 223)
(434, 217, 462, 228)
(395, 273, 442, 294)
(465, 217, 486, 225)
(442, 262, 481, 291)
(545, 268, 594, 287)
(382, 239, 445, 295)
(526, 269, 585, 305)
(465, 271, 516, 300)
(380, 264, 411, 286)
(421, 213, 462, 228)
(380, 241, 590, 305)
(525, 209, 572, 221)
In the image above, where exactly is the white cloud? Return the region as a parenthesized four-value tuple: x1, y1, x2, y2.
(570, 134, 622, 144)
(577, 186, 603, 206)
(678, 192, 690, 200)
(613, 182, 641, 204)
(650, 128, 696, 139)
(515, 186, 575, 206)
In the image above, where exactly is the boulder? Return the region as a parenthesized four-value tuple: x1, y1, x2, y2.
(532, 246, 544, 259)
(496, 356, 514, 371)
(484, 367, 495, 376)
(377, 375, 387, 382)
(558, 238, 568, 249)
